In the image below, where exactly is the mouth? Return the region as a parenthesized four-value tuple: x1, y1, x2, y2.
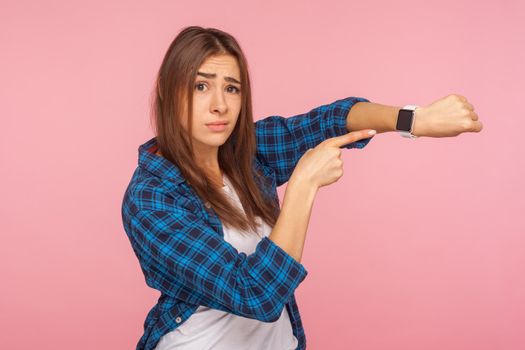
(205, 121, 229, 126)
(206, 121, 229, 132)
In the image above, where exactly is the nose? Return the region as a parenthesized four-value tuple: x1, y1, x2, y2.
(211, 88, 227, 114)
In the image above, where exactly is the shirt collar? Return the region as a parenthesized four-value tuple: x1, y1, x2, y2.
(138, 136, 187, 185)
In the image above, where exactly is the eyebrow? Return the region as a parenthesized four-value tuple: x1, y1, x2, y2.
(197, 71, 241, 85)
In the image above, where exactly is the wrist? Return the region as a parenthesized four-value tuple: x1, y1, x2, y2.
(287, 176, 318, 196)
(411, 106, 426, 137)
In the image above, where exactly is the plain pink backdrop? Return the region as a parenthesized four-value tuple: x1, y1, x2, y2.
(2, 0, 524, 349)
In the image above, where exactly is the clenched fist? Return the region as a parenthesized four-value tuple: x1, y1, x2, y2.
(412, 94, 483, 137)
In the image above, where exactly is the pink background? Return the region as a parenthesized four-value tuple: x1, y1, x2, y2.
(2, 0, 524, 349)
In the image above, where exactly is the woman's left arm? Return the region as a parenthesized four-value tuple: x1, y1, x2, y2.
(347, 93, 483, 137)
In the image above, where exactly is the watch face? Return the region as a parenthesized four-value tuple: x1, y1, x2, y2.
(396, 109, 414, 131)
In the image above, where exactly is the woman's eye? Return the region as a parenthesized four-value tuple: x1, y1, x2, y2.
(227, 86, 240, 94)
(195, 83, 206, 91)
(194, 83, 240, 93)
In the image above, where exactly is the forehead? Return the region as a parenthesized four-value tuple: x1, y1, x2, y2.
(198, 54, 240, 77)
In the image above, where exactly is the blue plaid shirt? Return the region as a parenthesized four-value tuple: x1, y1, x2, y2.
(121, 96, 372, 350)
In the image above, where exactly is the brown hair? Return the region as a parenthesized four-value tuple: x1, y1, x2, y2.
(151, 26, 278, 235)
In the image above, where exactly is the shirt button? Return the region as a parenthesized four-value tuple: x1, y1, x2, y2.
(204, 202, 211, 208)
(175, 316, 182, 323)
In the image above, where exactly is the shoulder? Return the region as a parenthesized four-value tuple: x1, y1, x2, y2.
(122, 167, 194, 216)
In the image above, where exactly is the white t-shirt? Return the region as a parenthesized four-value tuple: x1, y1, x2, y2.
(154, 174, 298, 350)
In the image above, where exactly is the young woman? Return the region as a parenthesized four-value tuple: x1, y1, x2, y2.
(121, 26, 482, 350)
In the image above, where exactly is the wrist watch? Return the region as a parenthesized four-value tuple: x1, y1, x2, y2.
(396, 104, 419, 139)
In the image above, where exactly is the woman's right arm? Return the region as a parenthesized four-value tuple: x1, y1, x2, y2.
(268, 178, 317, 264)
(268, 128, 376, 263)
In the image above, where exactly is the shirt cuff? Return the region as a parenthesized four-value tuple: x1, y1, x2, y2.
(333, 96, 373, 149)
(249, 236, 308, 301)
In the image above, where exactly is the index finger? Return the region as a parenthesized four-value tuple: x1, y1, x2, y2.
(323, 129, 376, 148)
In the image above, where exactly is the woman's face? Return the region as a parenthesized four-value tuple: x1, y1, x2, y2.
(182, 53, 242, 153)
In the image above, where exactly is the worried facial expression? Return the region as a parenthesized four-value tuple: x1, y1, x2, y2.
(181, 54, 242, 152)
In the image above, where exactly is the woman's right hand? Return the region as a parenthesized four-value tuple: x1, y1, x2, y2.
(289, 129, 376, 189)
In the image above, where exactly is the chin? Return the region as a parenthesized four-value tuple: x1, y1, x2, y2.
(200, 137, 229, 147)
(208, 141, 227, 147)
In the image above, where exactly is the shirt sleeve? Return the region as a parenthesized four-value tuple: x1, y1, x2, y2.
(254, 96, 372, 187)
(125, 197, 308, 323)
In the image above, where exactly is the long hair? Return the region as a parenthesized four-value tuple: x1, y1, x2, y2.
(151, 26, 279, 235)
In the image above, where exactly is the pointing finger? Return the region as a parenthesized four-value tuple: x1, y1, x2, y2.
(324, 129, 376, 148)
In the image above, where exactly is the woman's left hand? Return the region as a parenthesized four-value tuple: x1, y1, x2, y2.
(412, 94, 483, 137)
